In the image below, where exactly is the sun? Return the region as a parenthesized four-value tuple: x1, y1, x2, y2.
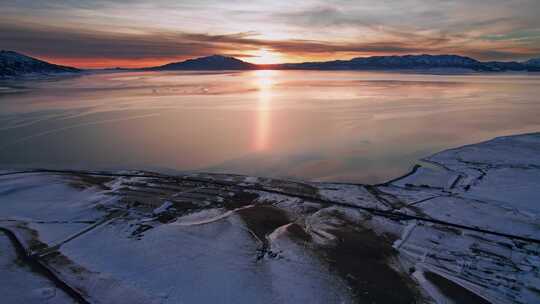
(245, 48, 283, 64)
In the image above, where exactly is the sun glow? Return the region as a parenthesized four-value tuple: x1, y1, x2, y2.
(254, 70, 277, 89)
(253, 70, 277, 151)
(246, 48, 283, 64)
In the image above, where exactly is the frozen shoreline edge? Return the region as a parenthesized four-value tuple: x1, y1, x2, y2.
(1, 132, 539, 304)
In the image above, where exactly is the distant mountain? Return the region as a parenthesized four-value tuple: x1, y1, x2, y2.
(479, 58, 540, 71)
(276, 54, 540, 72)
(5, 51, 537, 75)
(525, 57, 540, 67)
(277, 54, 485, 70)
(142, 53, 540, 72)
(147, 55, 256, 71)
(0, 50, 80, 78)
(484, 61, 531, 71)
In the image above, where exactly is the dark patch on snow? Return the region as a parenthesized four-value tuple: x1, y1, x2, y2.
(130, 224, 153, 238)
(225, 190, 259, 209)
(0, 227, 90, 303)
(236, 205, 290, 242)
(67, 174, 114, 190)
(286, 223, 312, 242)
(425, 271, 491, 304)
(235, 205, 291, 259)
(315, 218, 419, 303)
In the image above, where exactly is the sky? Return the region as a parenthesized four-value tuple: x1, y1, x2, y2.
(1, 0, 540, 68)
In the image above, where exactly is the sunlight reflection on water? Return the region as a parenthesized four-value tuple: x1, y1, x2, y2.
(253, 70, 276, 151)
(1, 70, 540, 183)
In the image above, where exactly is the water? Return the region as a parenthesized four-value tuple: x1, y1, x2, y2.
(1, 70, 539, 183)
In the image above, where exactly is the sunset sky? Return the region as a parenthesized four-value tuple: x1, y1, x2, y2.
(1, 0, 540, 68)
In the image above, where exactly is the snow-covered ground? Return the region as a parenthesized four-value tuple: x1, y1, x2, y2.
(0, 230, 76, 303)
(1, 133, 539, 303)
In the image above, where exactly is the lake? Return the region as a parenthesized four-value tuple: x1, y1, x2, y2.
(1, 70, 540, 183)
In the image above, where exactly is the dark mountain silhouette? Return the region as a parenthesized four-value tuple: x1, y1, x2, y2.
(277, 54, 540, 72)
(147, 55, 256, 70)
(0, 50, 80, 77)
(484, 61, 530, 71)
(145, 54, 540, 72)
(274, 54, 489, 70)
(2, 51, 540, 75)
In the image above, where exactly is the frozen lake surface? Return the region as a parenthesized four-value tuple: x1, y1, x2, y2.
(1, 70, 540, 183)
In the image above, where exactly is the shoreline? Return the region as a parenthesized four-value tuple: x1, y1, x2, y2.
(1, 132, 539, 303)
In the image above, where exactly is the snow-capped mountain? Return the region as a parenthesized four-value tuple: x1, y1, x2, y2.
(525, 57, 540, 67)
(148, 55, 256, 70)
(4, 50, 537, 74)
(349, 54, 484, 69)
(279, 54, 503, 71)
(142, 53, 540, 72)
(0, 50, 80, 77)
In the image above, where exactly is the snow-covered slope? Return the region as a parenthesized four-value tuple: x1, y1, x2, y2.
(349, 54, 483, 69)
(1, 133, 539, 303)
(0, 50, 80, 78)
(525, 57, 540, 67)
(276, 54, 540, 71)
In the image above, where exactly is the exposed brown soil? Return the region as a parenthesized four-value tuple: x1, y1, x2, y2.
(236, 205, 290, 242)
(318, 224, 419, 303)
(286, 223, 312, 242)
(234, 204, 291, 259)
(225, 191, 259, 209)
(267, 179, 319, 197)
(425, 271, 491, 304)
(67, 174, 114, 190)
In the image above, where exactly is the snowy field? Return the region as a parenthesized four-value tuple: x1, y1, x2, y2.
(0, 133, 539, 303)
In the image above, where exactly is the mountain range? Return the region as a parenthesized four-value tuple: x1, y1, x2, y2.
(2, 50, 540, 77)
(145, 53, 540, 72)
(0, 50, 80, 77)
(526, 57, 540, 67)
(147, 54, 256, 70)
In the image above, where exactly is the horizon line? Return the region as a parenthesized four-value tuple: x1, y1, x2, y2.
(4, 50, 538, 70)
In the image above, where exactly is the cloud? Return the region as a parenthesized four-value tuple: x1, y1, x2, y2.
(0, 22, 432, 59)
(2, 0, 540, 67)
(0, 22, 246, 60)
(2, 21, 539, 68)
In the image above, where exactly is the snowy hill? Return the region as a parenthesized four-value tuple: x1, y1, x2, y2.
(348, 54, 485, 69)
(0, 50, 80, 78)
(279, 54, 486, 70)
(273, 54, 540, 71)
(525, 57, 540, 67)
